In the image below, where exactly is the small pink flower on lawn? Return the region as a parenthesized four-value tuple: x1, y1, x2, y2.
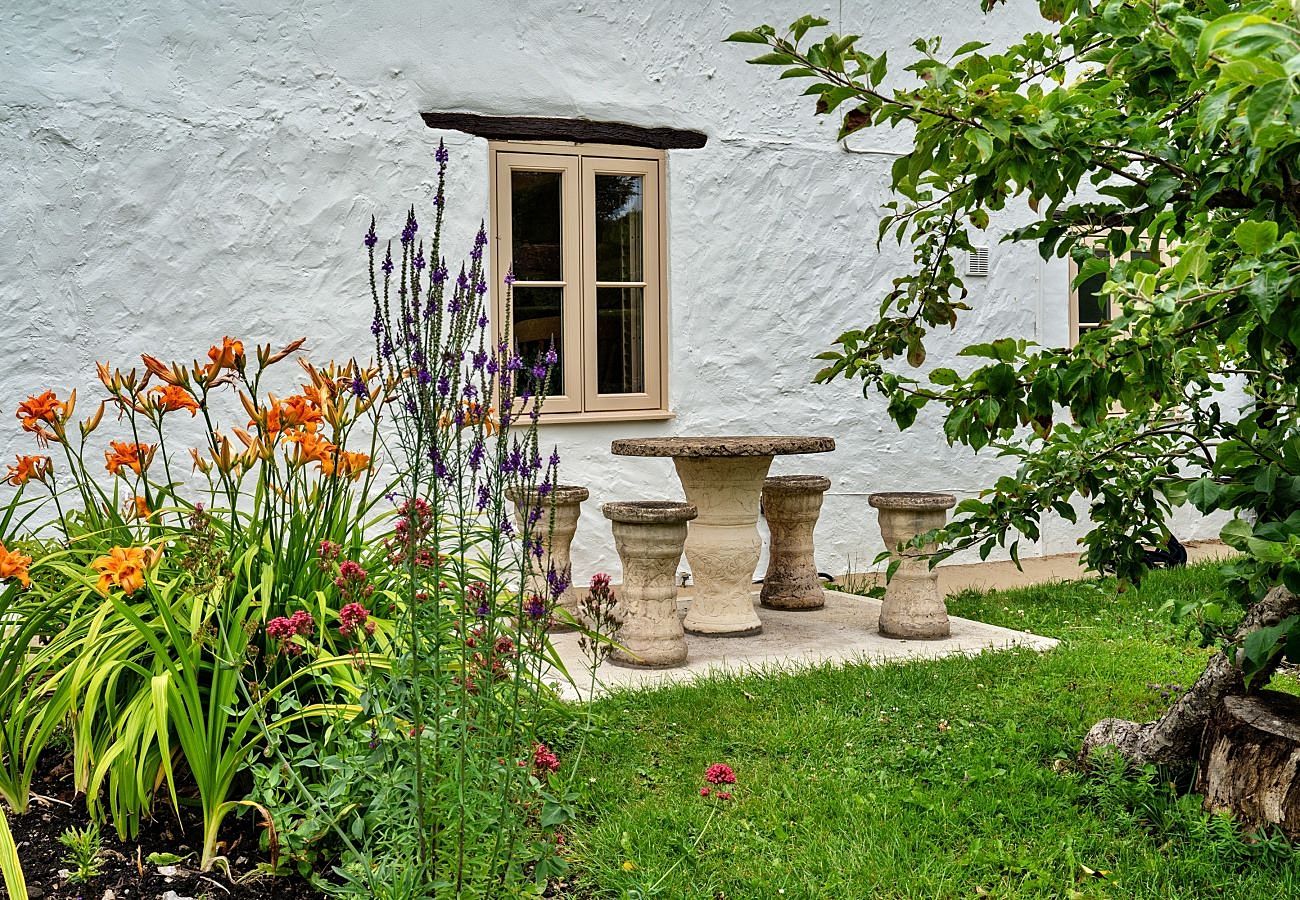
(716, 791, 732, 801)
(699, 787, 710, 797)
(704, 763, 736, 786)
(533, 742, 561, 776)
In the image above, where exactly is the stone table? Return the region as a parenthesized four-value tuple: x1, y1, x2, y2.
(611, 436, 835, 636)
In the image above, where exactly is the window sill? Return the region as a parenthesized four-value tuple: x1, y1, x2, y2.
(530, 408, 676, 426)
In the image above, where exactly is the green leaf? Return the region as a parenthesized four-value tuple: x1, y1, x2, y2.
(0, 808, 26, 900)
(1233, 219, 1278, 255)
(1187, 477, 1226, 513)
(1241, 616, 1299, 685)
(749, 52, 796, 66)
(726, 30, 771, 44)
(967, 128, 994, 163)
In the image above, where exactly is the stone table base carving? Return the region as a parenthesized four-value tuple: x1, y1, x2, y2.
(869, 492, 956, 640)
(603, 500, 696, 668)
(761, 474, 831, 610)
(508, 484, 589, 631)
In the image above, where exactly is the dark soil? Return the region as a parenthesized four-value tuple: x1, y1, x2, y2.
(1, 753, 323, 900)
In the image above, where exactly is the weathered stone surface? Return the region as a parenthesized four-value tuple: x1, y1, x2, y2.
(611, 435, 835, 458)
(507, 484, 589, 630)
(761, 475, 830, 611)
(602, 500, 695, 668)
(1196, 691, 1300, 840)
(870, 491, 954, 640)
(674, 456, 772, 636)
(868, 492, 957, 511)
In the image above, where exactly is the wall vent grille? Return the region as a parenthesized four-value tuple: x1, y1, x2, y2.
(967, 246, 990, 277)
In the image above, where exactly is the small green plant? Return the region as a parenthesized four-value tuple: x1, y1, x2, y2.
(57, 822, 104, 884)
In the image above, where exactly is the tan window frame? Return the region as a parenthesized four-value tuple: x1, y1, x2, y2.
(490, 141, 671, 423)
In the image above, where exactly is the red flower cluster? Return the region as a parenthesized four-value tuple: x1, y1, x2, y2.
(266, 610, 316, 656)
(333, 558, 375, 604)
(338, 601, 375, 638)
(388, 497, 435, 566)
(533, 743, 560, 776)
(700, 763, 736, 801)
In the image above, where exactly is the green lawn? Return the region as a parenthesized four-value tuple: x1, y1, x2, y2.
(560, 563, 1300, 898)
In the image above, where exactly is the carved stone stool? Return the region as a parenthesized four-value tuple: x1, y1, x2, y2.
(507, 484, 589, 630)
(602, 500, 697, 668)
(760, 475, 831, 610)
(868, 492, 956, 639)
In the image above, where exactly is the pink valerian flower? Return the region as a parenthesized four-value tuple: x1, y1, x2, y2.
(704, 763, 736, 786)
(716, 791, 733, 801)
(318, 539, 341, 562)
(533, 743, 560, 776)
(338, 602, 375, 638)
(266, 611, 316, 657)
(699, 787, 711, 797)
(288, 610, 315, 636)
(334, 559, 374, 604)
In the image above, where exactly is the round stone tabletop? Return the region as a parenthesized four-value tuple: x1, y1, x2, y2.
(611, 435, 835, 458)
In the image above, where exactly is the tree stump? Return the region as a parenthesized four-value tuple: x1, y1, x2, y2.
(1195, 690, 1300, 840)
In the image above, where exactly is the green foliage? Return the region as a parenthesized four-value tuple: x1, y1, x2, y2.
(728, 2, 1300, 667)
(57, 822, 105, 884)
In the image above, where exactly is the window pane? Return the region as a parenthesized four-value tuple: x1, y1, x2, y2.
(511, 171, 563, 281)
(596, 286, 644, 394)
(1076, 272, 1109, 325)
(595, 174, 643, 282)
(512, 286, 564, 395)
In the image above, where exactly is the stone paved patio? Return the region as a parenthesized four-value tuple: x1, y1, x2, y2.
(546, 588, 1057, 701)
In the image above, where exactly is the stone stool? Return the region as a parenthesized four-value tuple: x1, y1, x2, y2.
(760, 475, 831, 610)
(602, 500, 697, 668)
(868, 492, 956, 639)
(507, 484, 589, 630)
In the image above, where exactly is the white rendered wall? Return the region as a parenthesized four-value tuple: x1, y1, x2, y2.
(0, 0, 1226, 584)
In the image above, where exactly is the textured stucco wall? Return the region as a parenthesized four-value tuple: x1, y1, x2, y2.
(0, 0, 1225, 582)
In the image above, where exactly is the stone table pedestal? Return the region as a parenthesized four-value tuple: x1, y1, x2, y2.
(603, 500, 697, 668)
(507, 484, 589, 631)
(869, 492, 956, 639)
(761, 474, 831, 610)
(612, 436, 835, 637)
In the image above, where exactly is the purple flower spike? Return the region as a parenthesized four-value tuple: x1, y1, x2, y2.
(436, 141, 449, 164)
(418, 368, 432, 385)
(525, 594, 546, 621)
(436, 375, 450, 397)
(544, 346, 558, 366)
(504, 270, 516, 286)
(364, 217, 378, 248)
(506, 355, 523, 372)
(531, 363, 547, 380)
(351, 375, 367, 398)
(371, 317, 384, 337)
(413, 251, 426, 271)
(475, 280, 487, 296)
(381, 248, 394, 276)
(472, 350, 487, 371)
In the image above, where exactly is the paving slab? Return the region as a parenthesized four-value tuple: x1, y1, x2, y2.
(546, 588, 1057, 701)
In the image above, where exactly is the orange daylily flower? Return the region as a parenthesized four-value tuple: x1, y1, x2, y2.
(0, 543, 32, 589)
(6, 454, 52, 487)
(91, 545, 162, 596)
(283, 430, 338, 472)
(334, 451, 372, 482)
(206, 337, 245, 375)
(151, 385, 199, 416)
(125, 495, 150, 521)
(16, 390, 74, 445)
(105, 441, 157, 477)
(257, 394, 322, 434)
(439, 401, 498, 436)
(141, 354, 189, 388)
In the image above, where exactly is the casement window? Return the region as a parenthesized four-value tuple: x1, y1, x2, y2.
(1068, 239, 1160, 346)
(490, 141, 669, 421)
